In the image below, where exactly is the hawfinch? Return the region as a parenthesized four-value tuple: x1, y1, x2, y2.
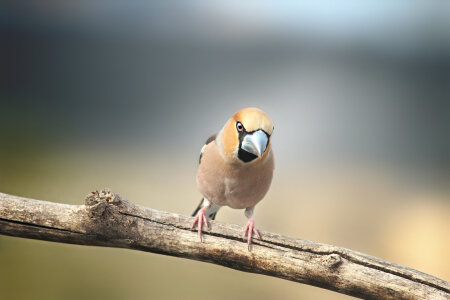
(192, 107, 274, 250)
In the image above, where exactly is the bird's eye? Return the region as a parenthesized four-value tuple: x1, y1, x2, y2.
(236, 121, 244, 132)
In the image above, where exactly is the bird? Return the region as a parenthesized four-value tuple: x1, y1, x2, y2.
(192, 107, 274, 250)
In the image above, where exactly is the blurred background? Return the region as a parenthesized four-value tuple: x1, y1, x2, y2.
(1, 1, 449, 299)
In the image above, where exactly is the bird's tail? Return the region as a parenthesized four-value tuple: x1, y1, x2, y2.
(192, 198, 219, 220)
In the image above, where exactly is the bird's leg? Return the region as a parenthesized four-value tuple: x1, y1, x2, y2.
(192, 205, 210, 242)
(243, 207, 261, 251)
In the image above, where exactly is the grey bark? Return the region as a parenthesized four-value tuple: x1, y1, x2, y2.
(0, 190, 449, 299)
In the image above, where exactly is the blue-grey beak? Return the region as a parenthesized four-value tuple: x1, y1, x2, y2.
(241, 130, 268, 157)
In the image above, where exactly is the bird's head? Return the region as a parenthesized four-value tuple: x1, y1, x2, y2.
(218, 107, 274, 163)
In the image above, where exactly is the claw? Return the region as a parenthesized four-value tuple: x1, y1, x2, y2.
(192, 206, 210, 242)
(243, 218, 260, 251)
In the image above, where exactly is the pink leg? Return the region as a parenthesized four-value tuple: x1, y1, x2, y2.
(191, 205, 210, 242)
(243, 208, 261, 251)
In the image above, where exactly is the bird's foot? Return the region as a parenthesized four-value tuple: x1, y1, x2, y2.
(243, 218, 261, 251)
(191, 206, 209, 242)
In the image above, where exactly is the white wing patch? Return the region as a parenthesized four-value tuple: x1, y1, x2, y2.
(199, 144, 207, 164)
(199, 134, 217, 164)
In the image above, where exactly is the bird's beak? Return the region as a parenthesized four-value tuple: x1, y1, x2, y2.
(241, 130, 268, 157)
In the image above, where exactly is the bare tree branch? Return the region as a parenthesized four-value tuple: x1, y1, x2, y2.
(0, 190, 448, 299)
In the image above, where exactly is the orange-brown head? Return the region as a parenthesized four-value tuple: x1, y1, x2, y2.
(217, 107, 274, 163)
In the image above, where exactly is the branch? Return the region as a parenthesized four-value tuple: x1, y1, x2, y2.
(0, 190, 448, 299)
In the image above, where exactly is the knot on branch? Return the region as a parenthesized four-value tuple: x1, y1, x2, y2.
(85, 189, 121, 206)
(84, 189, 127, 221)
(83, 189, 132, 239)
(321, 253, 342, 269)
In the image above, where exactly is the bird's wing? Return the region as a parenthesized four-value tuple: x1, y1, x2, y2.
(199, 133, 217, 164)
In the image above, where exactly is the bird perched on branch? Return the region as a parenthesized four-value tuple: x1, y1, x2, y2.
(192, 107, 274, 250)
